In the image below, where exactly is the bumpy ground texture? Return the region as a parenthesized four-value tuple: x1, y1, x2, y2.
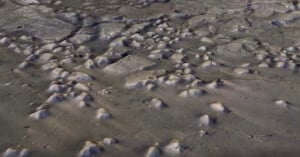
(1, 0, 300, 157)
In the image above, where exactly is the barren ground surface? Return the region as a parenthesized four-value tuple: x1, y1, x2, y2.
(1, 0, 300, 157)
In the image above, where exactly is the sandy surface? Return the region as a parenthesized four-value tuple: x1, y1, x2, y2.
(0, 0, 300, 157)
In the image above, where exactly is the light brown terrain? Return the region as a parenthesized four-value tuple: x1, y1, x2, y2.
(0, 0, 300, 157)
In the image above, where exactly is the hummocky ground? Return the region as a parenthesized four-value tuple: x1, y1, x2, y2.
(0, 0, 300, 157)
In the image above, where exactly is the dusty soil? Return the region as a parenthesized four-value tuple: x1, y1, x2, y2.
(0, 0, 300, 157)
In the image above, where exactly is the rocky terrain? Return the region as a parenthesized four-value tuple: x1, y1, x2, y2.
(1, 0, 300, 156)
